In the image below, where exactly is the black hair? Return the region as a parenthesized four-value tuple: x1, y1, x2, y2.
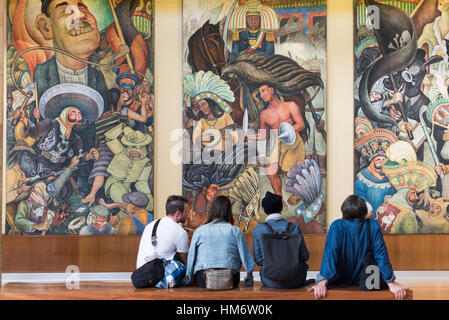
(341, 194, 367, 222)
(166, 195, 188, 216)
(106, 88, 121, 111)
(41, 0, 52, 15)
(200, 99, 224, 119)
(206, 196, 234, 225)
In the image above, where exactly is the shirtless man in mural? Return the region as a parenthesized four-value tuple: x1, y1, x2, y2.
(245, 84, 306, 198)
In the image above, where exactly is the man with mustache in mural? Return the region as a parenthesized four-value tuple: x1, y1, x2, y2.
(31, 0, 107, 195)
(376, 141, 437, 233)
(354, 128, 398, 218)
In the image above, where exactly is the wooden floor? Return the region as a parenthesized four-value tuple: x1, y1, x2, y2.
(2, 280, 443, 300)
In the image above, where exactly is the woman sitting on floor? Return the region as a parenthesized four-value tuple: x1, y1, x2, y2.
(309, 194, 407, 300)
(182, 196, 255, 290)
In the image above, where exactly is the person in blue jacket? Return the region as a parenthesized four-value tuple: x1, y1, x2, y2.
(309, 194, 407, 300)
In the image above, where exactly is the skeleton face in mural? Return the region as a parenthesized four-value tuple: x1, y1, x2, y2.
(37, 0, 100, 59)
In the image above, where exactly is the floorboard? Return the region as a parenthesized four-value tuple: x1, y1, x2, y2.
(0, 281, 423, 300)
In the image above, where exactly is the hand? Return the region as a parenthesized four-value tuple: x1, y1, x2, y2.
(387, 281, 407, 300)
(85, 148, 100, 161)
(185, 119, 194, 129)
(33, 107, 40, 120)
(389, 106, 402, 121)
(404, 122, 413, 132)
(436, 163, 447, 176)
(303, 91, 311, 103)
(307, 279, 327, 299)
(116, 44, 130, 59)
(140, 92, 150, 106)
(18, 183, 31, 194)
(201, 135, 213, 143)
(443, 130, 449, 142)
(109, 213, 120, 228)
(81, 193, 96, 207)
(244, 275, 254, 287)
(32, 222, 51, 231)
(69, 155, 80, 169)
(316, 119, 325, 133)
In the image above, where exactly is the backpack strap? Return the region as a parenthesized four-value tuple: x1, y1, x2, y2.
(285, 222, 295, 234)
(263, 222, 276, 234)
(151, 219, 162, 247)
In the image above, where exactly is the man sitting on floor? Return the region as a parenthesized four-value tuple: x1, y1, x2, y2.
(252, 191, 310, 288)
(136, 195, 190, 268)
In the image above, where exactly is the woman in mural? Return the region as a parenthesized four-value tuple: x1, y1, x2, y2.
(183, 70, 241, 231)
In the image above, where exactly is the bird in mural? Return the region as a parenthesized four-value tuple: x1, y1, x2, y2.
(228, 166, 260, 233)
(285, 159, 325, 234)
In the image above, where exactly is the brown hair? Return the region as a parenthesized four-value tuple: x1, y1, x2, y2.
(205, 196, 234, 225)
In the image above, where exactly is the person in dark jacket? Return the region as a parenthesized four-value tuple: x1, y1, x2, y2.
(252, 191, 309, 288)
(309, 194, 407, 300)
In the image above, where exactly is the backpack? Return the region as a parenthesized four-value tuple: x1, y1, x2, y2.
(261, 222, 306, 282)
(131, 219, 164, 288)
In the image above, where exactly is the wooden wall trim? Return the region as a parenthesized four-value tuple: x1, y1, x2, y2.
(2, 234, 449, 273)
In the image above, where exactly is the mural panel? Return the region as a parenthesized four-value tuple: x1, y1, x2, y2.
(182, 0, 328, 244)
(4, 0, 154, 235)
(354, 0, 449, 233)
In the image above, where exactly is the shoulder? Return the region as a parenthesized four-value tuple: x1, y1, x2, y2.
(265, 32, 275, 42)
(232, 31, 244, 41)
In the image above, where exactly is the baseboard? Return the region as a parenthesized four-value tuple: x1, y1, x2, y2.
(2, 271, 449, 285)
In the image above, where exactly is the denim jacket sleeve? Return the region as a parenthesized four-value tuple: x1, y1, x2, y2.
(235, 227, 255, 274)
(182, 229, 199, 285)
(371, 219, 396, 283)
(252, 225, 264, 266)
(316, 222, 339, 283)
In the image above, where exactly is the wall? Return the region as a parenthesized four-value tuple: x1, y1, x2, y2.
(2, 0, 449, 274)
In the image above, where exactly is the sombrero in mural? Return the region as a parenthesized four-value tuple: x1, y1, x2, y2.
(427, 96, 449, 129)
(382, 141, 437, 192)
(39, 83, 104, 124)
(228, 0, 279, 31)
(183, 70, 235, 113)
(354, 128, 398, 162)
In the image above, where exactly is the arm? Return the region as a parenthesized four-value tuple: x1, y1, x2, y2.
(371, 220, 408, 299)
(316, 222, 339, 283)
(252, 225, 264, 266)
(289, 102, 305, 132)
(235, 227, 255, 276)
(175, 230, 190, 266)
(14, 201, 34, 233)
(182, 230, 199, 285)
(371, 219, 395, 282)
(246, 112, 269, 140)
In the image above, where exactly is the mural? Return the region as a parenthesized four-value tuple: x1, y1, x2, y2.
(182, 0, 328, 244)
(4, 0, 154, 235)
(354, 0, 449, 233)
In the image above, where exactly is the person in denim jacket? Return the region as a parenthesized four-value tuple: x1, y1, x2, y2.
(309, 195, 408, 300)
(183, 196, 255, 288)
(252, 191, 310, 288)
